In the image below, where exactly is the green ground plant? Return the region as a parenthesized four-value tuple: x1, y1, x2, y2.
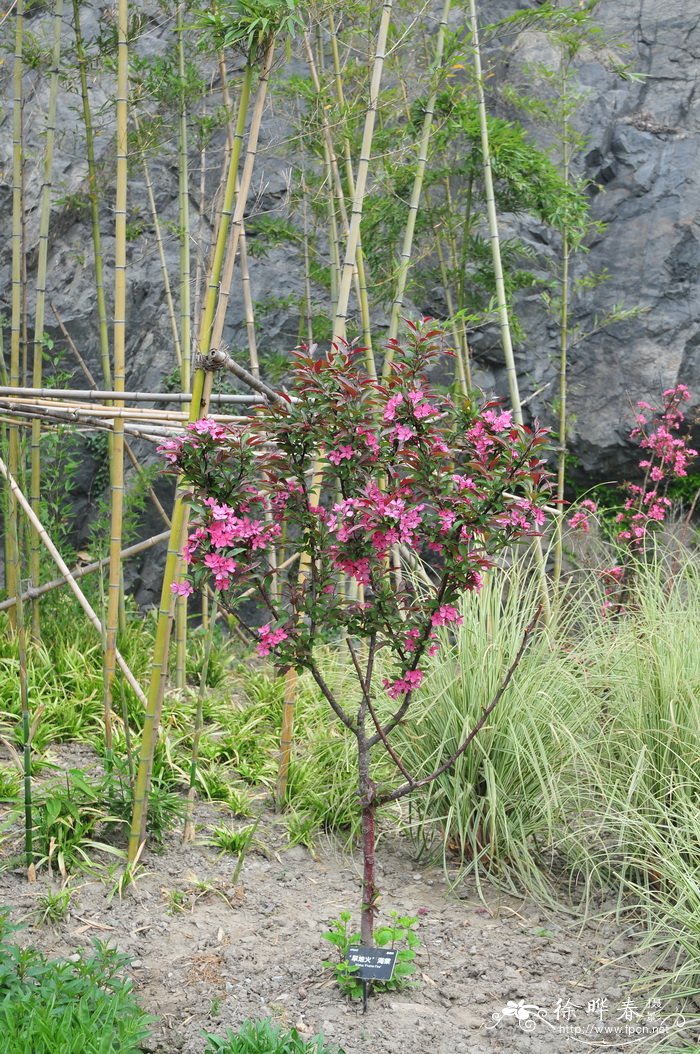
(203, 1018, 345, 1054)
(321, 910, 420, 1000)
(0, 912, 152, 1053)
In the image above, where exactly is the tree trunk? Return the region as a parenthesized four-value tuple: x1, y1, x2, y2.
(357, 722, 377, 944)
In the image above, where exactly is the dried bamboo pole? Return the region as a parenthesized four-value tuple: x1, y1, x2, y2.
(385, 0, 451, 357)
(103, 0, 130, 764)
(0, 455, 147, 706)
(72, 0, 111, 389)
(331, 0, 393, 345)
(0, 530, 170, 612)
(0, 385, 256, 402)
(7, 0, 25, 632)
(28, 0, 63, 641)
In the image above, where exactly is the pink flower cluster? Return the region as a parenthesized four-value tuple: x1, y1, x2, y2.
(617, 385, 697, 548)
(383, 669, 424, 700)
(162, 325, 551, 694)
(257, 624, 289, 657)
(567, 499, 598, 534)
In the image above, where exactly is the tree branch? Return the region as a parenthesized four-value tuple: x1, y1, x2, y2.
(377, 605, 541, 805)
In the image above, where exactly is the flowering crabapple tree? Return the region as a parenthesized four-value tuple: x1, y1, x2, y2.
(568, 384, 698, 609)
(164, 322, 551, 942)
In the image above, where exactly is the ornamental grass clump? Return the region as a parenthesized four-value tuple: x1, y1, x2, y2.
(165, 321, 551, 940)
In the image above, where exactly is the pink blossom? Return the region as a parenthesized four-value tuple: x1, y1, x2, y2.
(171, 580, 194, 596)
(392, 423, 415, 443)
(482, 408, 513, 432)
(328, 444, 355, 465)
(187, 417, 229, 440)
(383, 393, 404, 422)
(438, 509, 456, 532)
(431, 604, 463, 627)
(404, 628, 421, 653)
(357, 426, 380, 455)
(158, 437, 184, 464)
(203, 552, 238, 589)
(383, 669, 424, 700)
(452, 474, 477, 492)
(257, 624, 289, 657)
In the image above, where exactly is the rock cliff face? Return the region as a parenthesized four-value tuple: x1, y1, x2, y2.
(481, 0, 700, 483)
(0, 0, 697, 602)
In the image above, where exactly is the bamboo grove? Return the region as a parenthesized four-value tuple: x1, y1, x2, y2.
(1, 0, 611, 878)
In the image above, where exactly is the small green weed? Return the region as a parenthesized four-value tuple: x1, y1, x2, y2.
(32, 770, 123, 876)
(210, 823, 257, 856)
(203, 1018, 344, 1054)
(321, 911, 420, 999)
(36, 887, 73, 925)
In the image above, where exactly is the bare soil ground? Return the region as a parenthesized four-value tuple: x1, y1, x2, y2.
(0, 747, 696, 1054)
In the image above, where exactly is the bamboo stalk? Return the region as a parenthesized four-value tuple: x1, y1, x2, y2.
(6, 452, 34, 881)
(128, 40, 275, 864)
(552, 87, 572, 587)
(7, 0, 25, 632)
(104, 0, 130, 764)
(72, 0, 111, 389)
(304, 29, 372, 370)
(468, 0, 550, 622)
(177, 1, 191, 396)
(0, 455, 147, 705)
(135, 116, 182, 369)
(28, 0, 63, 641)
(209, 42, 276, 358)
(183, 599, 218, 842)
(332, 0, 393, 344)
(301, 174, 314, 343)
(218, 53, 259, 378)
(385, 0, 451, 357)
(0, 385, 256, 402)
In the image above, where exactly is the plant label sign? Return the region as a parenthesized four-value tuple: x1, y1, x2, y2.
(346, 945, 397, 981)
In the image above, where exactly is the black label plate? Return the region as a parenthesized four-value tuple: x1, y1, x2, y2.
(346, 945, 398, 981)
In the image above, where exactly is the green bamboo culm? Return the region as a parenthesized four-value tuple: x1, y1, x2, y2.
(103, 0, 130, 771)
(7, 473, 34, 882)
(468, 0, 551, 622)
(331, 0, 394, 347)
(174, 2, 193, 690)
(183, 600, 219, 843)
(72, 0, 111, 389)
(127, 1, 303, 863)
(7, 0, 26, 634)
(326, 14, 374, 371)
(29, 0, 64, 643)
(385, 0, 451, 356)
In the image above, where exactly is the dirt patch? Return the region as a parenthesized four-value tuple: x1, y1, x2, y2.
(0, 788, 696, 1052)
